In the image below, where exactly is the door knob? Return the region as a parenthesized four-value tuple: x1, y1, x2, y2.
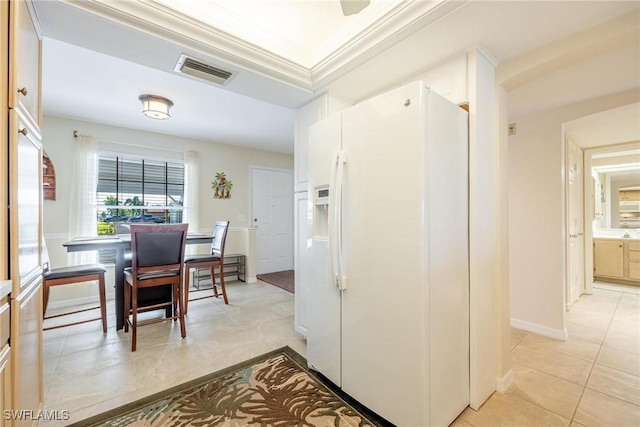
(18, 128, 27, 136)
(17, 87, 28, 96)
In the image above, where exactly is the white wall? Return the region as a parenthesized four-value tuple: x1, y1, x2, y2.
(42, 115, 293, 304)
(508, 89, 640, 337)
(467, 49, 500, 409)
(496, 85, 513, 392)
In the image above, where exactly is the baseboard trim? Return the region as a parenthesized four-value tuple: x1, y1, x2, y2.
(510, 318, 568, 341)
(496, 369, 514, 393)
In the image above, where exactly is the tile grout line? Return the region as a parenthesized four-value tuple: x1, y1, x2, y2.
(567, 290, 623, 424)
(41, 327, 69, 409)
(500, 331, 576, 423)
(512, 347, 582, 423)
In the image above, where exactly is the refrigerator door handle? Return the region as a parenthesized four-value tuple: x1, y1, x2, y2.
(328, 150, 340, 288)
(336, 150, 347, 290)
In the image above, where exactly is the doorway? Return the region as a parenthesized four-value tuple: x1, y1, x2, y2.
(563, 104, 640, 309)
(583, 144, 640, 294)
(250, 167, 294, 275)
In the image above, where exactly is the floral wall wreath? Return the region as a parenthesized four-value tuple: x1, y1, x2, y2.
(212, 172, 233, 199)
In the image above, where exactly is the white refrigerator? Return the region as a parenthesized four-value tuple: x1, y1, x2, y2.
(307, 81, 469, 427)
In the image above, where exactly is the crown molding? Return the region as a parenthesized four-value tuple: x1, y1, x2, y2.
(310, 0, 469, 91)
(60, 0, 467, 94)
(62, 0, 312, 90)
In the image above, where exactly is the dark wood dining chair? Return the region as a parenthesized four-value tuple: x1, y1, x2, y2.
(42, 240, 107, 332)
(123, 223, 188, 351)
(184, 221, 230, 314)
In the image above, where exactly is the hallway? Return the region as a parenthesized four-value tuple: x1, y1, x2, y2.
(455, 283, 639, 426)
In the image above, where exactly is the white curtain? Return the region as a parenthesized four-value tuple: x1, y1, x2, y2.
(183, 150, 200, 237)
(68, 134, 98, 265)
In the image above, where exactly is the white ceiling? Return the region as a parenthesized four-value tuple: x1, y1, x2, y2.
(150, 0, 407, 68)
(42, 37, 297, 153)
(34, 0, 640, 154)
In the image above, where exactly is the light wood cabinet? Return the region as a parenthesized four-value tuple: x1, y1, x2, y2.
(8, 0, 41, 130)
(0, 287, 11, 427)
(1, 0, 9, 284)
(10, 280, 43, 427)
(620, 190, 640, 201)
(628, 240, 640, 280)
(10, 110, 42, 288)
(0, 5, 10, 423)
(594, 239, 624, 278)
(4, 1, 44, 424)
(594, 238, 640, 284)
(0, 347, 10, 427)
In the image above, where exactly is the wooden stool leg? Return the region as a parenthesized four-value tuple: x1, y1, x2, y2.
(123, 283, 130, 333)
(184, 266, 191, 315)
(219, 264, 228, 305)
(98, 275, 107, 333)
(131, 286, 138, 352)
(172, 283, 178, 321)
(211, 266, 219, 298)
(175, 281, 186, 339)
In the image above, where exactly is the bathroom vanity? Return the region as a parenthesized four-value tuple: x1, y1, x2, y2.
(593, 236, 640, 285)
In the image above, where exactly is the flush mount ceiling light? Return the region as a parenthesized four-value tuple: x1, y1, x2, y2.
(138, 94, 173, 120)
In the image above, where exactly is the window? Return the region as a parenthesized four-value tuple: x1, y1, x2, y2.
(96, 155, 185, 235)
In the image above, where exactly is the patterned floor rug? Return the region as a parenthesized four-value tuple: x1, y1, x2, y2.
(257, 270, 295, 293)
(69, 346, 387, 427)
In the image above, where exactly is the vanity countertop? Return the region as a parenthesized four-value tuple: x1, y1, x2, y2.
(593, 235, 640, 241)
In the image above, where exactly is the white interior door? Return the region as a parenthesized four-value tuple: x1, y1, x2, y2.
(251, 167, 293, 275)
(567, 138, 585, 309)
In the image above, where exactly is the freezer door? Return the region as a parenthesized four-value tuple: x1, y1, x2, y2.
(306, 113, 343, 386)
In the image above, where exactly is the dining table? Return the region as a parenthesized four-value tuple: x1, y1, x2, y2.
(63, 232, 213, 330)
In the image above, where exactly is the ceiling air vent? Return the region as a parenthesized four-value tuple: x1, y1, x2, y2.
(174, 54, 234, 85)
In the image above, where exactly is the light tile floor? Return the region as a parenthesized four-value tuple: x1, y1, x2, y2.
(40, 281, 306, 426)
(455, 282, 640, 427)
(40, 281, 639, 426)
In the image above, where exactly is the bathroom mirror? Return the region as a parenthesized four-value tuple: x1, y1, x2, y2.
(592, 149, 640, 229)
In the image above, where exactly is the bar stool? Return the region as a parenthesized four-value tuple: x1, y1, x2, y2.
(123, 223, 188, 351)
(184, 221, 230, 314)
(42, 241, 107, 332)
